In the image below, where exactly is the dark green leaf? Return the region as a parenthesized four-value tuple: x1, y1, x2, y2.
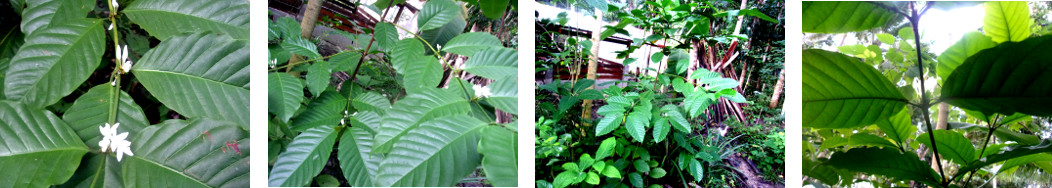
(443, 32, 502, 56)
(125, 119, 248, 187)
(375, 115, 486, 186)
(338, 126, 382, 186)
(463, 47, 517, 80)
(281, 36, 321, 59)
(291, 90, 346, 131)
(827, 147, 940, 185)
(5, 19, 104, 108)
(305, 61, 331, 96)
(478, 126, 517, 187)
(374, 22, 399, 52)
(19, 0, 93, 36)
(417, 0, 461, 31)
(625, 111, 649, 142)
(802, 2, 901, 33)
(0, 101, 88, 187)
(942, 35, 1052, 116)
(268, 125, 337, 187)
(268, 73, 304, 123)
(917, 130, 975, 165)
(936, 32, 996, 80)
(479, 0, 510, 19)
(62, 84, 149, 151)
(803, 49, 907, 128)
(125, 0, 249, 40)
(373, 88, 470, 153)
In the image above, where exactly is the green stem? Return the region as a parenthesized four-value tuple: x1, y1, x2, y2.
(907, 2, 947, 185)
(88, 156, 106, 188)
(343, 0, 397, 118)
(106, 0, 121, 125)
(391, 24, 446, 65)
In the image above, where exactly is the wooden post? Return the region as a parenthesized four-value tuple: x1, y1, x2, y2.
(581, 8, 603, 124)
(287, 0, 324, 70)
(768, 69, 784, 108)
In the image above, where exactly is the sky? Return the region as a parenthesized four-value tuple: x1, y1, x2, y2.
(918, 3, 985, 55)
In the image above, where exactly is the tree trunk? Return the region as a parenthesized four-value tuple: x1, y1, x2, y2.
(287, 0, 324, 69)
(929, 102, 950, 170)
(581, 8, 603, 125)
(768, 69, 784, 108)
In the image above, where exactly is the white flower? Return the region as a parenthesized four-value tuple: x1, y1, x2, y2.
(108, 22, 114, 30)
(717, 126, 728, 137)
(115, 44, 132, 74)
(98, 122, 134, 161)
(268, 59, 277, 68)
(473, 85, 492, 98)
(112, 0, 119, 9)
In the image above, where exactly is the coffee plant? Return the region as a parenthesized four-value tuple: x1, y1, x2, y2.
(535, 0, 783, 187)
(266, 0, 518, 186)
(0, 0, 249, 187)
(802, 1, 1052, 187)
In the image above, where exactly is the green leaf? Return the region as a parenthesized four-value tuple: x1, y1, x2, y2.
(827, 147, 940, 186)
(942, 35, 1052, 116)
(898, 27, 915, 41)
(479, 0, 510, 19)
(958, 140, 1052, 177)
(650, 167, 667, 178)
(848, 133, 897, 148)
(917, 130, 976, 165)
(268, 125, 337, 187)
(553, 171, 577, 188)
(125, 0, 249, 40)
(803, 49, 907, 128)
(600, 19, 635, 40)
(314, 174, 340, 187)
(328, 52, 362, 72)
(650, 52, 664, 64)
(132, 33, 250, 127)
(486, 76, 518, 114)
(443, 32, 502, 56)
(628, 172, 643, 188)
(57, 154, 123, 188)
(62, 84, 149, 151)
(373, 0, 406, 10)
(373, 88, 470, 153)
(983, 1, 1031, 43)
(419, 15, 466, 55)
(802, 2, 900, 33)
(479, 126, 517, 187)
(596, 137, 616, 160)
(19, 0, 93, 36)
(418, 0, 461, 31)
(5, 19, 104, 108)
(596, 113, 624, 136)
(625, 111, 649, 142)
(687, 159, 704, 182)
(375, 115, 486, 186)
(651, 116, 670, 143)
(305, 61, 331, 96)
(601, 164, 621, 178)
(338, 127, 382, 186)
(936, 32, 996, 80)
(464, 47, 517, 80)
(268, 73, 304, 123)
(803, 158, 841, 185)
(633, 159, 651, 173)
(683, 92, 713, 118)
(875, 108, 914, 146)
(281, 36, 321, 59)
(667, 110, 690, 133)
(390, 39, 425, 75)
(607, 96, 633, 108)
(994, 127, 1040, 145)
(731, 9, 778, 23)
(124, 119, 248, 187)
(352, 92, 392, 114)
(585, 172, 600, 185)
(291, 90, 346, 131)
(1001, 153, 1052, 174)
(0, 101, 88, 187)
(402, 56, 443, 93)
(876, 33, 896, 44)
(374, 22, 400, 52)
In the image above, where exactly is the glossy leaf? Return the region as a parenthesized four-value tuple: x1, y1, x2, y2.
(420, 16, 466, 54)
(596, 137, 616, 160)
(125, 0, 249, 40)
(874, 108, 913, 146)
(268, 73, 303, 123)
(876, 33, 895, 44)
(687, 159, 704, 182)
(0, 101, 89, 187)
(417, 0, 461, 31)
(305, 61, 331, 96)
(936, 32, 996, 80)
(373, 88, 470, 153)
(651, 116, 670, 143)
(941, 35, 1052, 116)
(267, 125, 337, 187)
(132, 33, 250, 127)
(848, 133, 897, 148)
(625, 111, 649, 142)
(958, 140, 1052, 177)
(917, 130, 975, 165)
(281, 36, 321, 59)
(596, 113, 623, 136)
(390, 39, 425, 75)
(485, 76, 518, 114)
(803, 49, 907, 128)
(479, 126, 518, 187)
(19, 0, 93, 36)
(374, 22, 399, 52)
(464, 48, 517, 80)
(402, 56, 443, 93)
(338, 127, 382, 186)
(5, 19, 104, 108)
(62, 84, 149, 151)
(123, 119, 249, 187)
(443, 32, 502, 57)
(291, 90, 346, 131)
(983, 1, 1030, 43)
(827, 147, 940, 186)
(352, 92, 392, 114)
(375, 115, 485, 186)
(802, 2, 900, 33)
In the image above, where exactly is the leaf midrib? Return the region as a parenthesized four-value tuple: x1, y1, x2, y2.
(129, 156, 212, 188)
